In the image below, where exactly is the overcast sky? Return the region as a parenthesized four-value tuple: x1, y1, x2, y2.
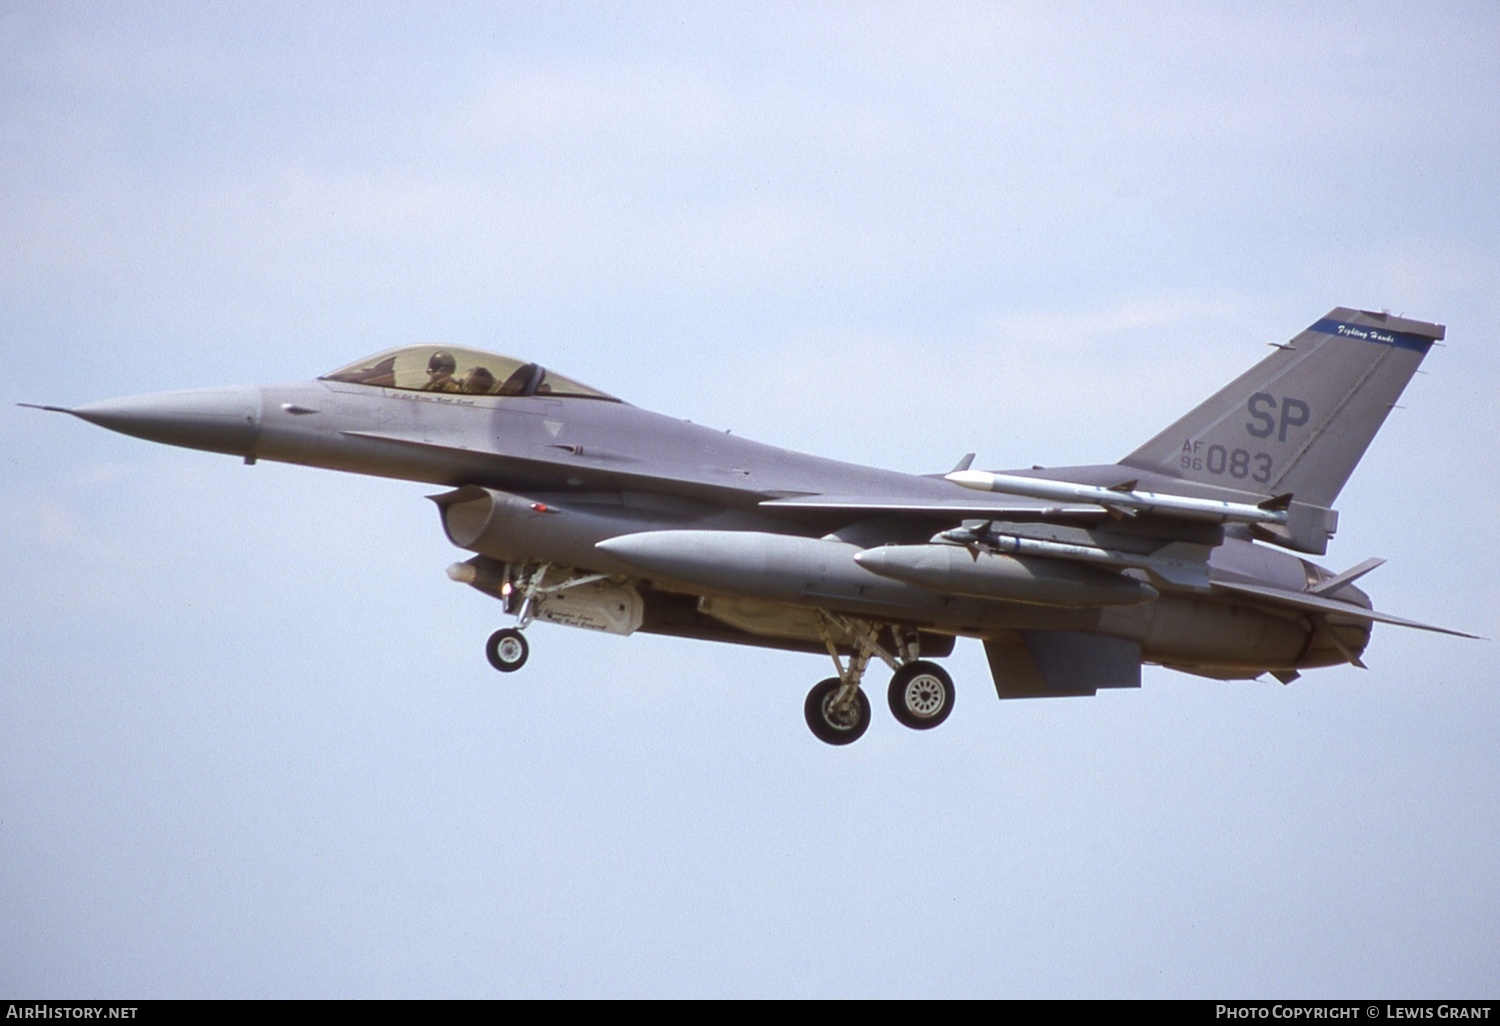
(4, 1, 1498, 998)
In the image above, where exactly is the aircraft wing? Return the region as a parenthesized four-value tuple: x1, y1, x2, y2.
(1211, 580, 1482, 638)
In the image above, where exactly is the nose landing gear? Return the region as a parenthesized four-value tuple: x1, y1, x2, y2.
(481, 562, 549, 675)
(485, 628, 530, 672)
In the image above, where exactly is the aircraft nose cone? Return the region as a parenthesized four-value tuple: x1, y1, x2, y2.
(70, 385, 263, 457)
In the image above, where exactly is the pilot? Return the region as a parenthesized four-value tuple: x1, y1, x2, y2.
(460, 366, 497, 395)
(423, 351, 462, 392)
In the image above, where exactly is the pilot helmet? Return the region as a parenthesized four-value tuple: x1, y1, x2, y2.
(427, 350, 457, 375)
(462, 366, 496, 394)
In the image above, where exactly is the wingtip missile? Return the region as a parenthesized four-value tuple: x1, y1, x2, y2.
(946, 469, 1289, 527)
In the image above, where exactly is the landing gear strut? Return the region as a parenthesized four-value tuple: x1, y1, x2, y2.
(482, 562, 549, 674)
(479, 561, 628, 673)
(802, 616, 957, 745)
(802, 613, 882, 745)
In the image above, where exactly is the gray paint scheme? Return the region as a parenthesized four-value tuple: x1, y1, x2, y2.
(33, 307, 1476, 742)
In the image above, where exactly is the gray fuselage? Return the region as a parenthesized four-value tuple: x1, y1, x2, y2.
(226, 376, 1356, 676)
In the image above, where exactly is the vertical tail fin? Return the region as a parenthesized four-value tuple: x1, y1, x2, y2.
(1120, 308, 1443, 517)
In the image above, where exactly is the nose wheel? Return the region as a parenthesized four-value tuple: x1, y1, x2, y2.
(486, 628, 529, 672)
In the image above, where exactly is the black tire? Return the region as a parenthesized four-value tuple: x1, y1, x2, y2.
(804, 677, 871, 746)
(887, 661, 954, 730)
(485, 628, 529, 673)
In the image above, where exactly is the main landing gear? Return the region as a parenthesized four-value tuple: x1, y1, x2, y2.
(805, 677, 872, 745)
(803, 614, 956, 746)
(888, 661, 955, 731)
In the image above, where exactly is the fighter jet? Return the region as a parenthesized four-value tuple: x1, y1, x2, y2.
(26, 307, 1476, 745)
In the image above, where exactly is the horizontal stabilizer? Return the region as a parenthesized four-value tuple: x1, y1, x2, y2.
(1211, 580, 1482, 638)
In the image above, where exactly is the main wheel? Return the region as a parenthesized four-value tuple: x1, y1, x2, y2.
(485, 628, 529, 673)
(804, 677, 871, 746)
(888, 661, 954, 730)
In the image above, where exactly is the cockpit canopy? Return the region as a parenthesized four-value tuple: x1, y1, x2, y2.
(320, 345, 619, 402)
